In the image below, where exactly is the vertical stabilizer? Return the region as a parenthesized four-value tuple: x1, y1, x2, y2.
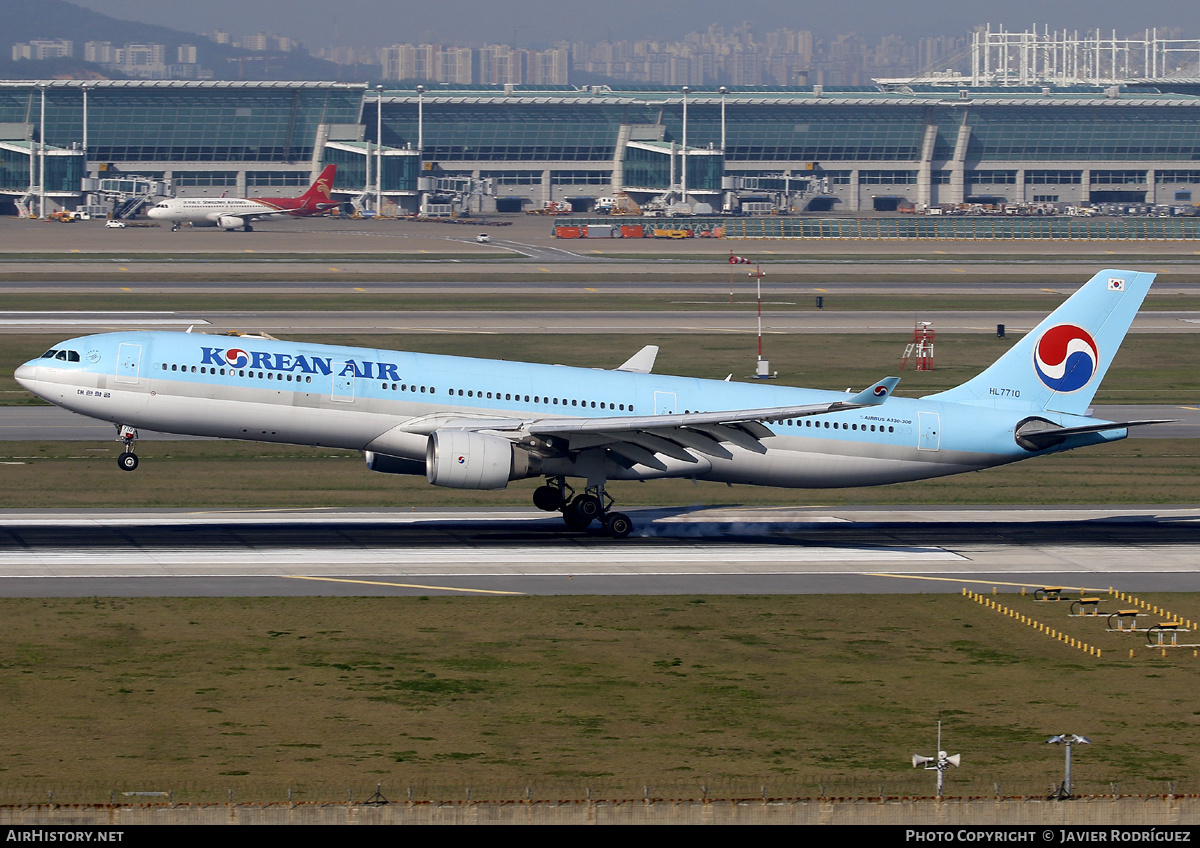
(926, 269, 1154, 415)
(300, 164, 337, 210)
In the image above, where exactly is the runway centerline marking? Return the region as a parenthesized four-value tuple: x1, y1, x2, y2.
(284, 575, 523, 595)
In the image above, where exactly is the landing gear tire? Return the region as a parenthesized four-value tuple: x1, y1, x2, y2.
(244, 224, 254, 232)
(572, 494, 602, 522)
(563, 506, 592, 531)
(604, 512, 633, 539)
(118, 452, 139, 472)
(533, 485, 564, 512)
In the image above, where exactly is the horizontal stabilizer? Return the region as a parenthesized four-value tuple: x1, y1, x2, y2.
(1015, 418, 1174, 450)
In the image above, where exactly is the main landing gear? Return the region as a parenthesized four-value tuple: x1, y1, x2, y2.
(116, 425, 139, 472)
(532, 477, 633, 539)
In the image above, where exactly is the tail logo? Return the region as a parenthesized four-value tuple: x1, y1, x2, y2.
(873, 385, 889, 397)
(1033, 324, 1098, 393)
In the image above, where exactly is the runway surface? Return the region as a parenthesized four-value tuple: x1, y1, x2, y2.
(4, 216, 1200, 285)
(4, 308, 1200, 336)
(0, 506, 1197, 597)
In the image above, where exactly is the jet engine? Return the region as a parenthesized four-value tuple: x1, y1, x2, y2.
(217, 215, 244, 230)
(425, 430, 539, 490)
(364, 452, 425, 476)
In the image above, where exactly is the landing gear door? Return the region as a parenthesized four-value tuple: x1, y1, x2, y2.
(331, 362, 355, 403)
(115, 343, 142, 384)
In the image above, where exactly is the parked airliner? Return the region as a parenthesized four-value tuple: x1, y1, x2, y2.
(146, 164, 337, 231)
(14, 270, 1163, 537)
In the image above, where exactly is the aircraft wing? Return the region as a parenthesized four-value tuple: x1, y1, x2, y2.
(414, 377, 900, 471)
(226, 206, 299, 223)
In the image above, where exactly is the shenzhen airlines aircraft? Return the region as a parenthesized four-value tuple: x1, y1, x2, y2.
(146, 164, 338, 231)
(15, 270, 1165, 538)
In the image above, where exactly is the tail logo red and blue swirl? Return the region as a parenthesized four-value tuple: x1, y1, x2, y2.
(1033, 325, 1098, 393)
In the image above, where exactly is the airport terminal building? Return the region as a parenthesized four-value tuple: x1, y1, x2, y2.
(2, 79, 1200, 215)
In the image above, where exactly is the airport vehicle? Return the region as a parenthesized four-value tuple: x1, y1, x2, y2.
(145, 165, 337, 232)
(477, 233, 490, 243)
(104, 220, 126, 229)
(14, 270, 1163, 538)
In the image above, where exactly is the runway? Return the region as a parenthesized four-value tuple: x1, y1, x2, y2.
(0, 506, 1197, 597)
(5, 308, 1200, 336)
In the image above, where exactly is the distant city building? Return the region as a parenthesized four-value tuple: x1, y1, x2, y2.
(119, 44, 168, 77)
(12, 39, 73, 62)
(84, 41, 117, 64)
(240, 33, 297, 53)
(380, 43, 566, 85)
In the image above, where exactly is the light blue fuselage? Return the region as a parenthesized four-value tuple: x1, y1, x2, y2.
(16, 331, 1119, 490)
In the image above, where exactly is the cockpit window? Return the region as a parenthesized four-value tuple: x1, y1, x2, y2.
(55, 351, 68, 361)
(67, 351, 80, 362)
(41, 349, 58, 358)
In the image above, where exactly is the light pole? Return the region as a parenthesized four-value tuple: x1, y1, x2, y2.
(680, 86, 689, 207)
(1047, 734, 1090, 799)
(38, 83, 46, 219)
(416, 84, 425, 156)
(912, 721, 961, 798)
(375, 85, 384, 213)
(81, 83, 89, 156)
(719, 86, 728, 152)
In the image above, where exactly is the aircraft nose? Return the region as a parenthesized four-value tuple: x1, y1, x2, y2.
(14, 361, 36, 390)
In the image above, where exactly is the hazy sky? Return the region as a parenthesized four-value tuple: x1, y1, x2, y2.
(67, 0, 1200, 48)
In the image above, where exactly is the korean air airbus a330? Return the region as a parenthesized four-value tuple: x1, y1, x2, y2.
(15, 269, 1164, 538)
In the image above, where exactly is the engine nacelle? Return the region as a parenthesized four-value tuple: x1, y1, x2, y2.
(217, 215, 244, 230)
(425, 430, 539, 490)
(364, 451, 426, 476)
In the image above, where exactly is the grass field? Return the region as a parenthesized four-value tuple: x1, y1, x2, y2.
(0, 593, 1195, 804)
(0, 438, 1199, 509)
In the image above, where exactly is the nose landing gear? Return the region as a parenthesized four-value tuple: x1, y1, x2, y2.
(116, 425, 139, 472)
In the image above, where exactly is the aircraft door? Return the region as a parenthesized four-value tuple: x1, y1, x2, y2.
(917, 412, 941, 451)
(654, 391, 677, 415)
(115, 343, 142, 384)
(331, 362, 355, 403)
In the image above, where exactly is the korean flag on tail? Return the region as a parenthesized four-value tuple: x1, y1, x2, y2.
(1108, 277, 1126, 291)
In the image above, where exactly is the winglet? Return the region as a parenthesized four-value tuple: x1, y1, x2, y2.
(616, 345, 659, 374)
(833, 376, 900, 409)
